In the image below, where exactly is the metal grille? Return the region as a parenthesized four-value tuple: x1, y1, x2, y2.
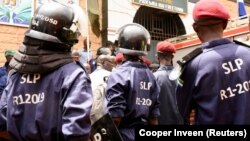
(133, 6, 179, 41)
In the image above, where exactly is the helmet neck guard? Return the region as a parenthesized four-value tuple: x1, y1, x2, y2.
(10, 37, 73, 74)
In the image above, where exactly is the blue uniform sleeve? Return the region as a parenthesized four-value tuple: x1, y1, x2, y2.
(0, 75, 7, 96)
(61, 70, 92, 141)
(176, 62, 198, 124)
(0, 90, 7, 130)
(0, 70, 12, 130)
(106, 69, 129, 117)
(105, 71, 128, 118)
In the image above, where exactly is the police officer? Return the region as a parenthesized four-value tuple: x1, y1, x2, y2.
(176, 0, 250, 124)
(0, 50, 15, 96)
(0, 1, 92, 141)
(105, 23, 160, 141)
(153, 41, 183, 125)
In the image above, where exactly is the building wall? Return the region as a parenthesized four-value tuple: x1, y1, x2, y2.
(108, 0, 139, 42)
(108, 0, 250, 40)
(0, 0, 102, 66)
(0, 25, 25, 66)
(179, 2, 195, 34)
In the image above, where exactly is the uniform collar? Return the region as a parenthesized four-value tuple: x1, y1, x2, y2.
(201, 38, 231, 49)
(158, 65, 173, 71)
(122, 60, 147, 68)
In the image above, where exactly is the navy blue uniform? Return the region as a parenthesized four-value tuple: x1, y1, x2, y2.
(106, 61, 160, 141)
(154, 65, 183, 124)
(0, 65, 7, 96)
(0, 63, 92, 141)
(176, 38, 250, 124)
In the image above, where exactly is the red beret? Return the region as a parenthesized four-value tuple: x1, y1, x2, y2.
(156, 41, 176, 53)
(193, 0, 230, 20)
(115, 53, 124, 64)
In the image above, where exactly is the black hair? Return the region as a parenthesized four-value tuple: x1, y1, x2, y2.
(96, 47, 111, 56)
(123, 54, 142, 62)
(157, 52, 173, 59)
(106, 41, 114, 47)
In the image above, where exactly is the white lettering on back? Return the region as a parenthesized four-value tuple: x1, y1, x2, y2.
(222, 58, 243, 74)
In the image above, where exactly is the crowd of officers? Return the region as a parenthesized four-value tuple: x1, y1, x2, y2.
(0, 0, 250, 141)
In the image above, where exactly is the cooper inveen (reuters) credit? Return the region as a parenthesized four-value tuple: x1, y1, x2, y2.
(138, 128, 247, 139)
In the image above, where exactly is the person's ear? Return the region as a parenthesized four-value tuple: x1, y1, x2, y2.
(171, 54, 174, 59)
(193, 23, 199, 33)
(102, 60, 105, 65)
(222, 20, 228, 30)
(155, 54, 159, 61)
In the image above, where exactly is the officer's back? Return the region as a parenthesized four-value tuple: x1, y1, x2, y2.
(106, 23, 160, 141)
(176, 0, 250, 124)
